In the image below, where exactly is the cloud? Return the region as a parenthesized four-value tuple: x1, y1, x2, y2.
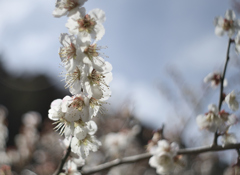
(173, 35, 227, 73)
(0, 0, 34, 37)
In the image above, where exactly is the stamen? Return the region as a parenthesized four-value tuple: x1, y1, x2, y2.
(223, 19, 234, 31)
(84, 44, 109, 62)
(65, 67, 82, 89)
(59, 42, 77, 61)
(56, 0, 79, 11)
(70, 96, 85, 111)
(78, 14, 96, 33)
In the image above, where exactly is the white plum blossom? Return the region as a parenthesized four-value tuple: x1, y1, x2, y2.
(214, 10, 240, 37)
(62, 160, 82, 175)
(88, 97, 106, 117)
(48, 99, 64, 121)
(197, 104, 237, 133)
(73, 120, 98, 140)
(66, 7, 106, 42)
(149, 152, 174, 174)
(218, 111, 237, 132)
(204, 72, 227, 88)
(221, 133, 237, 147)
(84, 64, 112, 99)
(196, 104, 222, 132)
(53, 0, 87, 18)
(22, 111, 41, 128)
(65, 64, 86, 93)
(59, 33, 82, 72)
(103, 127, 140, 157)
(225, 90, 240, 111)
(224, 165, 240, 175)
(149, 140, 184, 175)
(71, 135, 101, 158)
(76, 40, 108, 71)
(48, 98, 74, 136)
(61, 95, 91, 122)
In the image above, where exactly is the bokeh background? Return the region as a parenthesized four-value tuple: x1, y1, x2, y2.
(1, 0, 240, 174)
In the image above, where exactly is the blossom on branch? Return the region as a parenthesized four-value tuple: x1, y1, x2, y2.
(196, 104, 237, 133)
(214, 10, 240, 37)
(53, 0, 88, 18)
(66, 7, 106, 42)
(71, 134, 101, 159)
(61, 160, 82, 175)
(221, 133, 237, 147)
(149, 140, 184, 174)
(203, 72, 227, 88)
(225, 90, 240, 111)
(196, 104, 222, 132)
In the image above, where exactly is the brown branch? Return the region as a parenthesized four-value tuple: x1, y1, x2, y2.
(80, 143, 240, 175)
(53, 144, 72, 175)
(213, 38, 233, 146)
(81, 152, 151, 175)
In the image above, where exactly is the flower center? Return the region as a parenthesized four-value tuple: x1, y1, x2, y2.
(70, 96, 85, 111)
(223, 19, 234, 31)
(206, 112, 217, 122)
(157, 154, 171, 165)
(74, 119, 85, 127)
(89, 97, 100, 108)
(84, 44, 99, 61)
(88, 69, 105, 86)
(57, 0, 78, 11)
(78, 14, 96, 33)
(59, 43, 77, 60)
(212, 74, 221, 85)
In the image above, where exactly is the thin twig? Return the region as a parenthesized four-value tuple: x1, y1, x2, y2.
(53, 144, 72, 175)
(218, 38, 232, 111)
(80, 143, 240, 175)
(213, 38, 233, 146)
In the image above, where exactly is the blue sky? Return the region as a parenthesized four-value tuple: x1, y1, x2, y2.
(0, 0, 238, 130)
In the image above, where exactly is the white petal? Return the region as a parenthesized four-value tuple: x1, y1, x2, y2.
(225, 10, 236, 20)
(74, 126, 88, 140)
(86, 121, 98, 135)
(215, 26, 224, 36)
(53, 8, 68, 18)
(89, 8, 106, 24)
(92, 23, 105, 41)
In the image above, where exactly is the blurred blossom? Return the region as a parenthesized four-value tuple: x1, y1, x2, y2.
(103, 125, 140, 158)
(225, 90, 240, 111)
(221, 133, 237, 146)
(20, 169, 37, 175)
(224, 165, 240, 175)
(0, 165, 12, 175)
(149, 140, 185, 174)
(214, 9, 240, 37)
(22, 111, 42, 128)
(146, 129, 164, 152)
(204, 72, 227, 88)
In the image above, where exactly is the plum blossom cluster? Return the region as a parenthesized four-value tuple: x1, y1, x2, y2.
(49, 0, 112, 173)
(196, 104, 237, 146)
(148, 140, 185, 174)
(197, 9, 240, 147)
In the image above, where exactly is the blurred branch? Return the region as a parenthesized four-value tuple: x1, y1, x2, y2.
(53, 144, 72, 175)
(81, 143, 240, 174)
(81, 153, 151, 175)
